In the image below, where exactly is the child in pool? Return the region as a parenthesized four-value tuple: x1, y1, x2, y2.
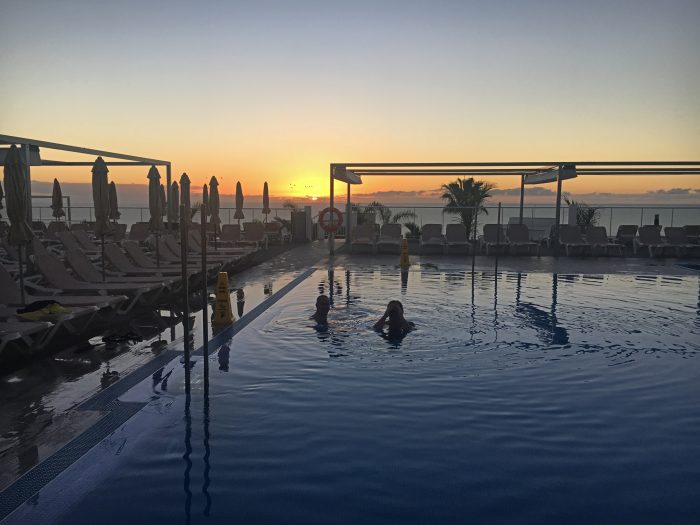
(373, 300, 415, 335)
(312, 294, 330, 325)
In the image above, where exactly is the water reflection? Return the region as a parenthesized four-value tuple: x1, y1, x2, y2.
(182, 393, 192, 525)
(218, 344, 230, 372)
(513, 273, 569, 345)
(236, 288, 245, 318)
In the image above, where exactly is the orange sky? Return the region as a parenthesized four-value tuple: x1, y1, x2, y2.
(4, 1, 699, 202)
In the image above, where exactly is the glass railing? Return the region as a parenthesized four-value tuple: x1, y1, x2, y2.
(326, 204, 700, 240)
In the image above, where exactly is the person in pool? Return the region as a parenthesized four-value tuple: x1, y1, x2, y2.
(311, 294, 330, 325)
(373, 300, 415, 335)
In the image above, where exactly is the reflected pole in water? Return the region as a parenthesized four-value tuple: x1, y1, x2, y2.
(180, 205, 191, 390)
(201, 196, 209, 392)
(328, 267, 335, 305)
(471, 206, 477, 275)
(346, 269, 351, 305)
(551, 273, 559, 339)
(516, 272, 522, 306)
(494, 202, 502, 275)
(183, 392, 192, 525)
(202, 366, 212, 516)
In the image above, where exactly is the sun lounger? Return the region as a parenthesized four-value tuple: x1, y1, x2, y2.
(264, 222, 289, 244)
(70, 223, 89, 232)
(420, 224, 445, 254)
(585, 226, 623, 256)
(376, 224, 402, 254)
(241, 223, 269, 249)
(558, 225, 592, 256)
(65, 249, 178, 290)
(445, 224, 470, 254)
(506, 224, 539, 255)
(57, 231, 99, 256)
(46, 221, 69, 240)
(33, 253, 164, 312)
(351, 224, 376, 254)
(0, 320, 55, 355)
(682, 225, 700, 244)
(123, 240, 221, 274)
(481, 224, 506, 255)
(220, 224, 242, 244)
(664, 227, 700, 257)
(129, 222, 151, 242)
(634, 225, 671, 257)
(616, 225, 638, 247)
(73, 229, 103, 252)
(183, 232, 250, 258)
(104, 243, 183, 277)
(0, 264, 127, 315)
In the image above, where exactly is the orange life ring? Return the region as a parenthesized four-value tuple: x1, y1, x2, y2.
(318, 207, 343, 233)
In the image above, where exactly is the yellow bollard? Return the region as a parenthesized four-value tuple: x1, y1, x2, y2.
(212, 272, 234, 327)
(400, 238, 410, 270)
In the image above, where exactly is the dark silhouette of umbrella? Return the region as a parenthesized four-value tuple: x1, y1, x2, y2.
(4, 145, 33, 303)
(180, 172, 191, 226)
(92, 157, 112, 281)
(209, 176, 221, 241)
(108, 181, 120, 221)
(170, 182, 180, 224)
(234, 181, 244, 224)
(262, 181, 271, 222)
(0, 181, 4, 219)
(148, 166, 163, 267)
(51, 178, 65, 219)
(160, 184, 167, 216)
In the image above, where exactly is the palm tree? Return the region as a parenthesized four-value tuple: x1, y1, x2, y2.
(362, 201, 417, 226)
(441, 178, 495, 234)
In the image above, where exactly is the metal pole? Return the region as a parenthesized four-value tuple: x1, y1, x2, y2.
(519, 174, 525, 224)
(155, 233, 160, 268)
(495, 202, 502, 271)
(22, 144, 33, 223)
(471, 205, 477, 274)
(180, 205, 190, 390)
(18, 244, 26, 305)
(201, 199, 209, 391)
(66, 196, 72, 224)
(329, 165, 335, 255)
(166, 163, 172, 232)
(554, 169, 563, 254)
(346, 183, 351, 242)
(101, 236, 106, 282)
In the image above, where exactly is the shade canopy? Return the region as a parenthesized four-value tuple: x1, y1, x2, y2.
(147, 165, 163, 232)
(3, 144, 33, 245)
(51, 178, 65, 219)
(234, 181, 244, 220)
(262, 181, 271, 216)
(170, 181, 180, 222)
(209, 176, 221, 229)
(92, 157, 112, 236)
(108, 181, 120, 220)
(180, 172, 191, 225)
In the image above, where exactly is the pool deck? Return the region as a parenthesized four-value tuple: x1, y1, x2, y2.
(0, 238, 698, 519)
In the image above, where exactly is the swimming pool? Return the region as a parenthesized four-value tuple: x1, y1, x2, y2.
(6, 263, 700, 524)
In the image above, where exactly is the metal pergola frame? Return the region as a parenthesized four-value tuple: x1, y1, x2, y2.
(0, 134, 171, 224)
(328, 160, 700, 254)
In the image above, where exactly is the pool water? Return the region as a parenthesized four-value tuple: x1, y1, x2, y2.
(12, 264, 700, 524)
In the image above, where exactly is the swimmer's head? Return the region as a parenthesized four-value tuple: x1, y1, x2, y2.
(316, 295, 330, 312)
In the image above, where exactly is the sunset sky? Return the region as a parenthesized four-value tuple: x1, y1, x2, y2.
(2, 0, 699, 202)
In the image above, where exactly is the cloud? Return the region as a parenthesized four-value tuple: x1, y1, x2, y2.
(491, 187, 556, 196)
(646, 188, 693, 195)
(353, 189, 441, 199)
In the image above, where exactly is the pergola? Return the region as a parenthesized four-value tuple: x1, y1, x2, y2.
(0, 134, 171, 223)
(328, 161, 700, 254)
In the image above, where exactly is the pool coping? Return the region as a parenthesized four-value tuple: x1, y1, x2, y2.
(0, 266, 317, 523)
